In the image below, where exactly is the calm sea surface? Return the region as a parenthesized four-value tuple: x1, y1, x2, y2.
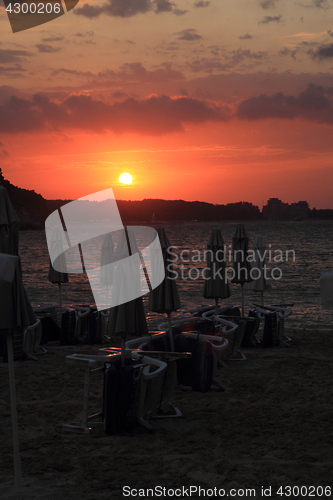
(19, 220, 333, 331)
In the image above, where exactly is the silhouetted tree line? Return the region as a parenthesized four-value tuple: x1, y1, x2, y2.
(310, 208, 333, 220)
(117, 199, 262, 223)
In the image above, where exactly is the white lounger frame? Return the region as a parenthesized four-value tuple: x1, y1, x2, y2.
(248, 302, 292, 343)
(63, 351, 167, 434)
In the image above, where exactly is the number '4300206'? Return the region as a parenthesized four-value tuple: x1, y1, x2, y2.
(6, 2, 61, 14)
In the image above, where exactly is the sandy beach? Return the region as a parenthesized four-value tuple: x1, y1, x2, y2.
(1, 327, 332, 500)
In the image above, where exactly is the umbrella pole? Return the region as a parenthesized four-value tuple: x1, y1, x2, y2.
(241, 283, 245, 316)
(215, 297, 219, 317)
(167, 313, 175, 352)
(121, 338, 126, 367)
(261, 291, 264, 307)
(58, 283, 62, 328)
(214, 297, 219, 325)
(6, 331, 22, 488)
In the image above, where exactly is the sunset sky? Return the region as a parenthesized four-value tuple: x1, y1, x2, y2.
(1, 0, 333, 208)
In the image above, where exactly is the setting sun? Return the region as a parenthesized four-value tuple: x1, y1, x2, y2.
(119, 173, 133, 185)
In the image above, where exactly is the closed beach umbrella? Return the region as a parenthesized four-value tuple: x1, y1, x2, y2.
(100, 232, 115, 285)
(107, 227, 148, 365)
(203, 228, 230, 316)
(48, 226, 68, 325)
(0, 187, 36, 487)
(0, 186, 19, 256)
(100, 233, 115, 309)
(148, 227, 180, 351)
(108, 296, 148, 365)
(232, 223, 252, 316)
(248, 234, 271, 306)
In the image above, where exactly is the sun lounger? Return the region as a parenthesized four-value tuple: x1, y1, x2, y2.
(199, 309, 248, 361)
(179, 304, 235, 319)
(72, 306, 110, 344)
(33, 305, 69, 344)
(63, 351, 168, 434)
(104, 343, 189, 417)
(241, 310, 261, 347)
(22, 319, 46, 360)
(248, 303, 292, 346)
(0, 319, 44, 362)
(130, 317, 234, 392)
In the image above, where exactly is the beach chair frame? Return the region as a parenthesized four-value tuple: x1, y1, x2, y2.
(248, 302, 292, 345)
(63, 351, 167, 434)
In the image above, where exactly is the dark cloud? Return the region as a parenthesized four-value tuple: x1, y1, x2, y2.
(51, 62, 185, 85)
(0, 65, 26, 73)
(112, 90, 128, 99)
(0, 86, 26, 103)
(51, 68, 94, 78)
(36, 44, 62, 53)
(237, 84, 333, 124)
(328, 30, 333, 37)
(154, 0, 173, 12)
(312, 43, 333, 59)
(176, 29, 202, 41)
(173, 8, 188, 15)
(41, 35, 64, 42)
(73, 3, 104, 17)
(239, 33, 253, 40)
(188, 58, 232, 73)
(52, 62, 185, 84)
(74, 0, 151, 18)
(0, 139, 8, 158)
(153, 0, 188, 14)
(0, 49, 30, 64)
(187, 49, 267, 73)
(74, 0, 185, 17)
(313, 0, 330, 6)
(0, 147, 9, 158)
(230, 48, 267, 63)
(95, 62, 185, 83)
(260, 0, 279, 8)
(297, 0, 330, 8)
(74, 31, 95, 37)
(194, 1, 210, 6)
(258, 15, 282, 24)
(279, 47, 298, 60)
(179, 88, 188, 96)
(0, 93, 231, 135)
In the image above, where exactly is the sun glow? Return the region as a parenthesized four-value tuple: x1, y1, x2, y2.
(119, 172, 133, 185)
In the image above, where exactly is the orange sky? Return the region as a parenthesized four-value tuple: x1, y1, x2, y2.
(1, 0, 333, 208)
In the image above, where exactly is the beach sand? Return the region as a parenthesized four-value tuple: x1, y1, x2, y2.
(1, 329, 332, 499)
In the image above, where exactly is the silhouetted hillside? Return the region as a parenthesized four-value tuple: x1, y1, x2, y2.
(0, 169, 49, 229)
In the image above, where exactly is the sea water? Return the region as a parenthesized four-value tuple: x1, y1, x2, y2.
(19, 220, 333, 331)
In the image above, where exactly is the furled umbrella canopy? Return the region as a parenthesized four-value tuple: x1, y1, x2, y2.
(0, 187, 36, 487)
(107, 227, 148, 365)
(0, 185, 19, 256)
(248, 234, 271, 306)
(99, 232, 115, 310)
(48, 226, 69, 325)
(100, 232, 115, 286)
(231, 223, 253, 316)
(203, 228, 230, 316)
(148, 226, 180, 351)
